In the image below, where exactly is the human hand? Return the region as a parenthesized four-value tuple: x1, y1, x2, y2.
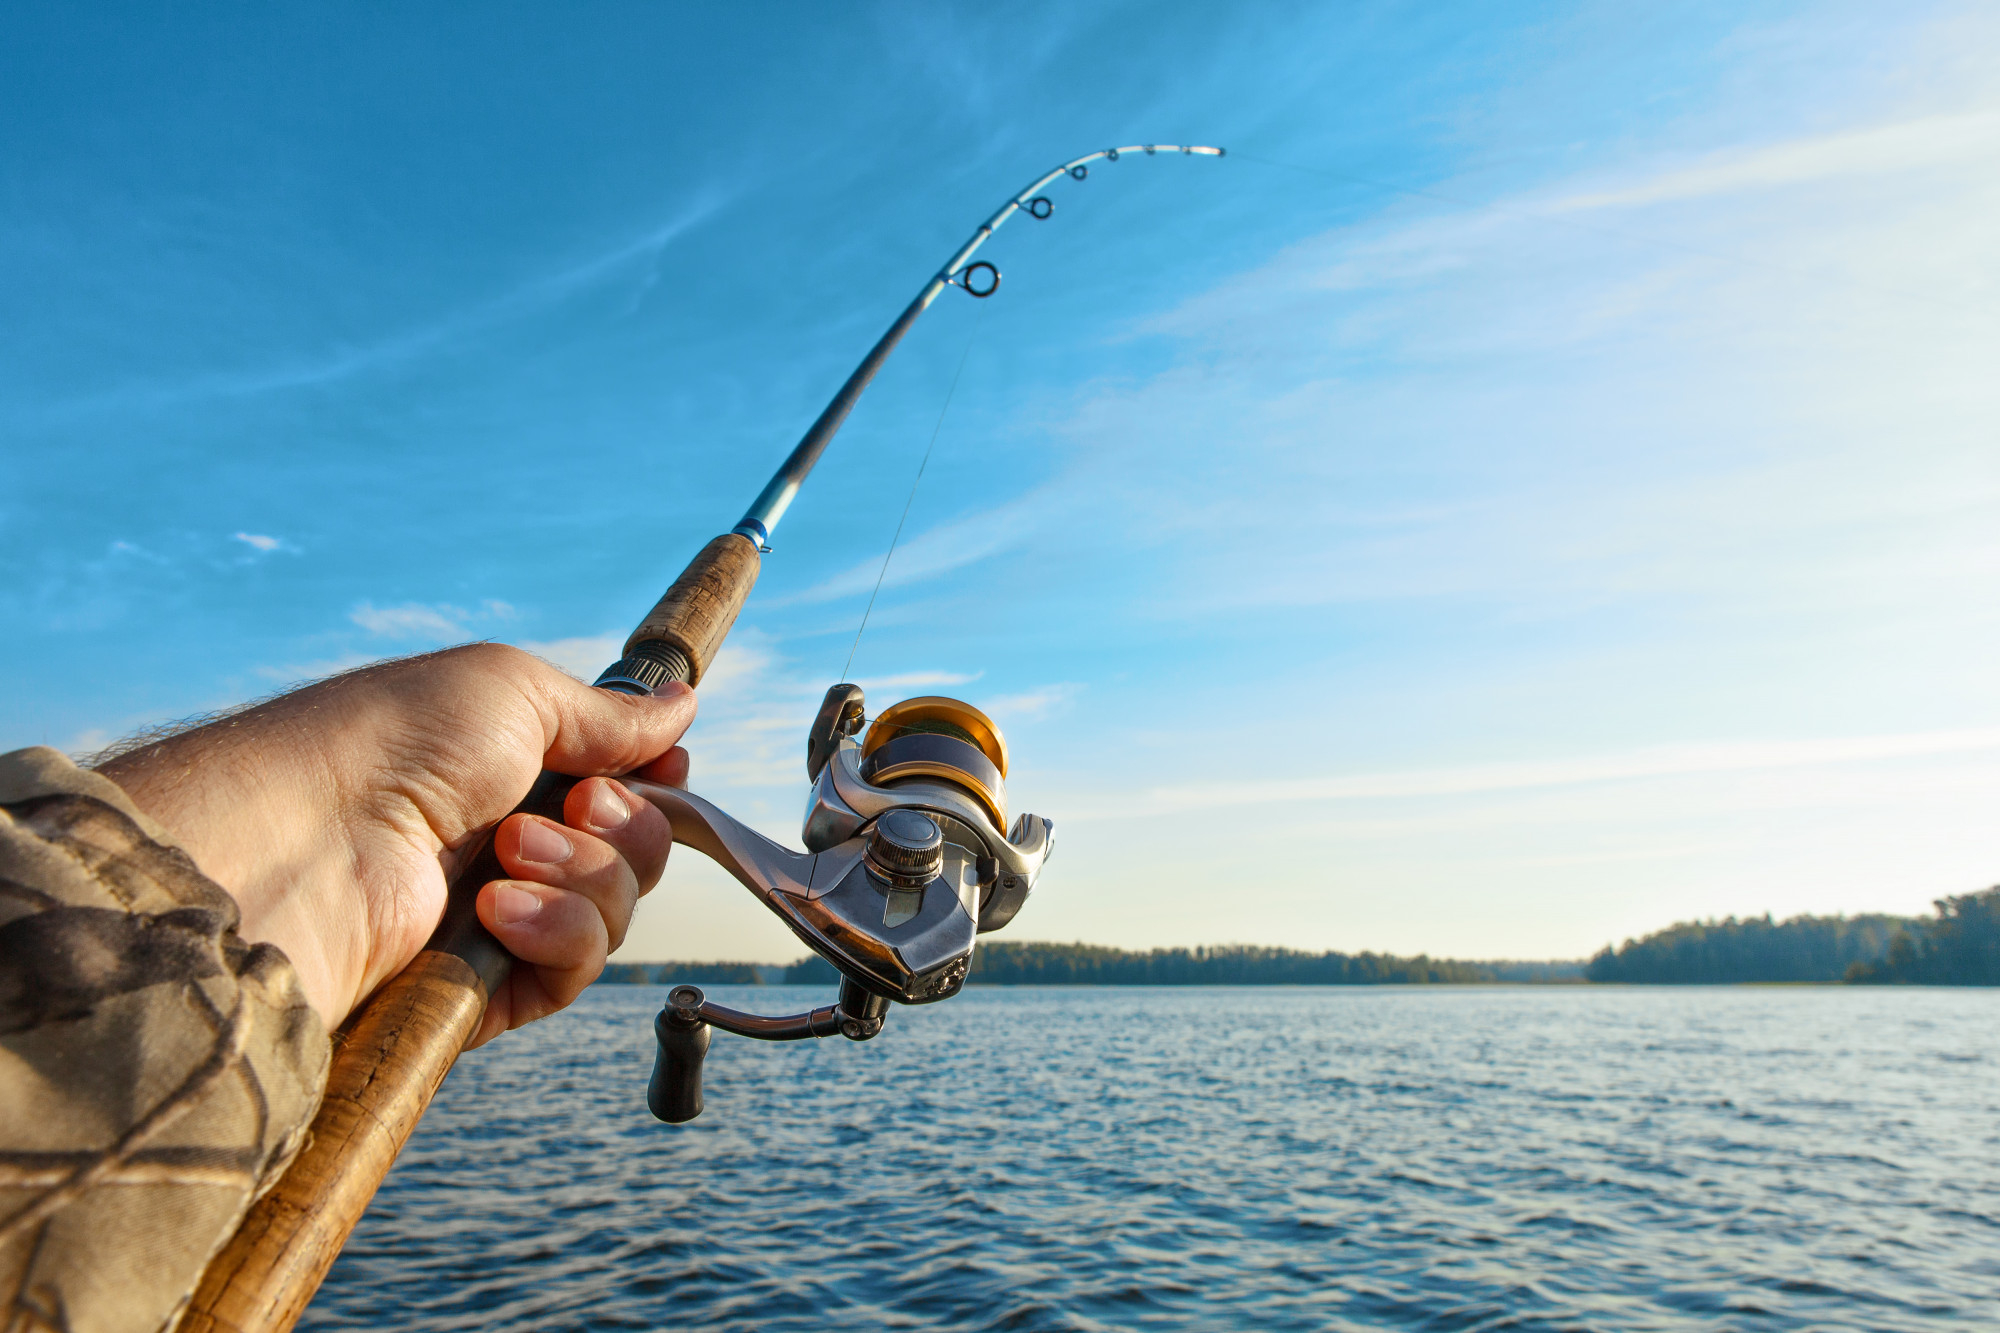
(98, 643, 695, 1046)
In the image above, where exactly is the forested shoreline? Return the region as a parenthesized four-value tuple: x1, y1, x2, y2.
(599, 944, 1584, 987)
(1585, 886, 1999, 984)
(1583, 912, 1910, 984)
(600, 887, 2000, 988)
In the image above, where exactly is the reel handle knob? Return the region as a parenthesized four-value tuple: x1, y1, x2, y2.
(648, 985, 711, 1124)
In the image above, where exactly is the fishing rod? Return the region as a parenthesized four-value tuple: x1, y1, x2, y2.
(182, 142, 1223, 1333)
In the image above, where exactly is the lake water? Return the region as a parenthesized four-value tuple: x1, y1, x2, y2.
(304, 985, 2000, 1331)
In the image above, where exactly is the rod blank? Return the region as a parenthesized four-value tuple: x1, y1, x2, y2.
(732, 144, 1224, 548)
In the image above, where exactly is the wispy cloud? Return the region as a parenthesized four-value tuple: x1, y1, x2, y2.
(229, 531, 305, 559)
(1069, 93, 2000, 632)
(1549, 110, 2000, 212)
(855, 669, 982, 692)
(979, 683, 1081, 722)
(517, 633, 625, 682)
(64, 727, 114, 759)
(253, 651, 386, 686)
(51, 191, 732, 418)
(252, 621, 596, 690)
(350, 598, 514, 640)
(779, 488, 1057, 604)
(1080, 726, 2000, 820)
(669, 631, 820, 796)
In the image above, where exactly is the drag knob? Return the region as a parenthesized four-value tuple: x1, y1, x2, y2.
(866, 809, 943, 887)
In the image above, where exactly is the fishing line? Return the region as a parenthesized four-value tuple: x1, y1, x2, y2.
(841, 306, 985, 682)
(1231, 149, 1988, 318)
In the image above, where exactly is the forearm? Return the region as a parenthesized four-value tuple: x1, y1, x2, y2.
(99, 701, 363, 1023)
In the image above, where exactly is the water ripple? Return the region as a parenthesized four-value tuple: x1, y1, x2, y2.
(306, 986, 2000, 1331)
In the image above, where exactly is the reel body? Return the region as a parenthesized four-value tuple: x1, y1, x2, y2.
(625, 683, 1053, 1122)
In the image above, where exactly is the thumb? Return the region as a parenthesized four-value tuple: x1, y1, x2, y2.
(530, 672, 699, 777)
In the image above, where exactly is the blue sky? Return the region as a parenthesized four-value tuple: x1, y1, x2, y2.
(5, 3, 1998, 962)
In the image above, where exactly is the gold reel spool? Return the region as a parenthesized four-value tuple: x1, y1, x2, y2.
(860, 696, 1009, 827)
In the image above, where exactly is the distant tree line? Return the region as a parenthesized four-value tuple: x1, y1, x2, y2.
(959, 941, 1541, 985)
(602, 944, 1586, 987)
(599, 960, 776, 985)
(1847, 888, 2000, 985)
(595, 888, 2000, 988)
(1586, 912, 1908, 983)
(1587, 888, 2000, 985)
(781, 954, 839, 985)
(1478, 959, 1593, 984)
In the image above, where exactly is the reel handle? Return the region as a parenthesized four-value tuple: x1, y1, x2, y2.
(649, 987, 712, 1124)
(647, 980, 890, 1124)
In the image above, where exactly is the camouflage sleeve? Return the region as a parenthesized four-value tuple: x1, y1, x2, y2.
(0, 747, 330, 1333)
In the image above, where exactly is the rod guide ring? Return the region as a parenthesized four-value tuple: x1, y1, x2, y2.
(955, 260, 1000, 298)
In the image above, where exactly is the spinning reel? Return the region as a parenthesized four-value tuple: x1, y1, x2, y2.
(625, 685, 1054, 1122)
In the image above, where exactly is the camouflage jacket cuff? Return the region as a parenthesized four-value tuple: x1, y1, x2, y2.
(0, 747, 330, 1333)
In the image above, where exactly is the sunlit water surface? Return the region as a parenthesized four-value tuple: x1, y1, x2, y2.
(305, 986, 2000, 1331)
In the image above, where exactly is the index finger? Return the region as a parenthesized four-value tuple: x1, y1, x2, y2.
(563, 777, 674, 895)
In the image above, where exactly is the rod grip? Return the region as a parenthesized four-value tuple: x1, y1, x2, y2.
(178, 950, 488, 1333)
(178, 769, 579, 1333)
(616, 533, 762, 686)
(424, 769, 580, 992)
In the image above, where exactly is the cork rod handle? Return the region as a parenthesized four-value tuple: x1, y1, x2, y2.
(624, 533, 763, 681)
(181, 534, 761, 1333)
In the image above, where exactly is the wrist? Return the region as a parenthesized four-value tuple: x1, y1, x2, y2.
(100, 719, 352, 1021)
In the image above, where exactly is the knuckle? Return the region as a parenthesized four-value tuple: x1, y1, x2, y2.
(449, 641, 530, 672)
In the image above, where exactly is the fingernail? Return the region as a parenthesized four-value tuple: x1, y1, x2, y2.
(588, 783, 632, 831)
(493, 884, 542, 925)
(517, 820, 573, 864)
